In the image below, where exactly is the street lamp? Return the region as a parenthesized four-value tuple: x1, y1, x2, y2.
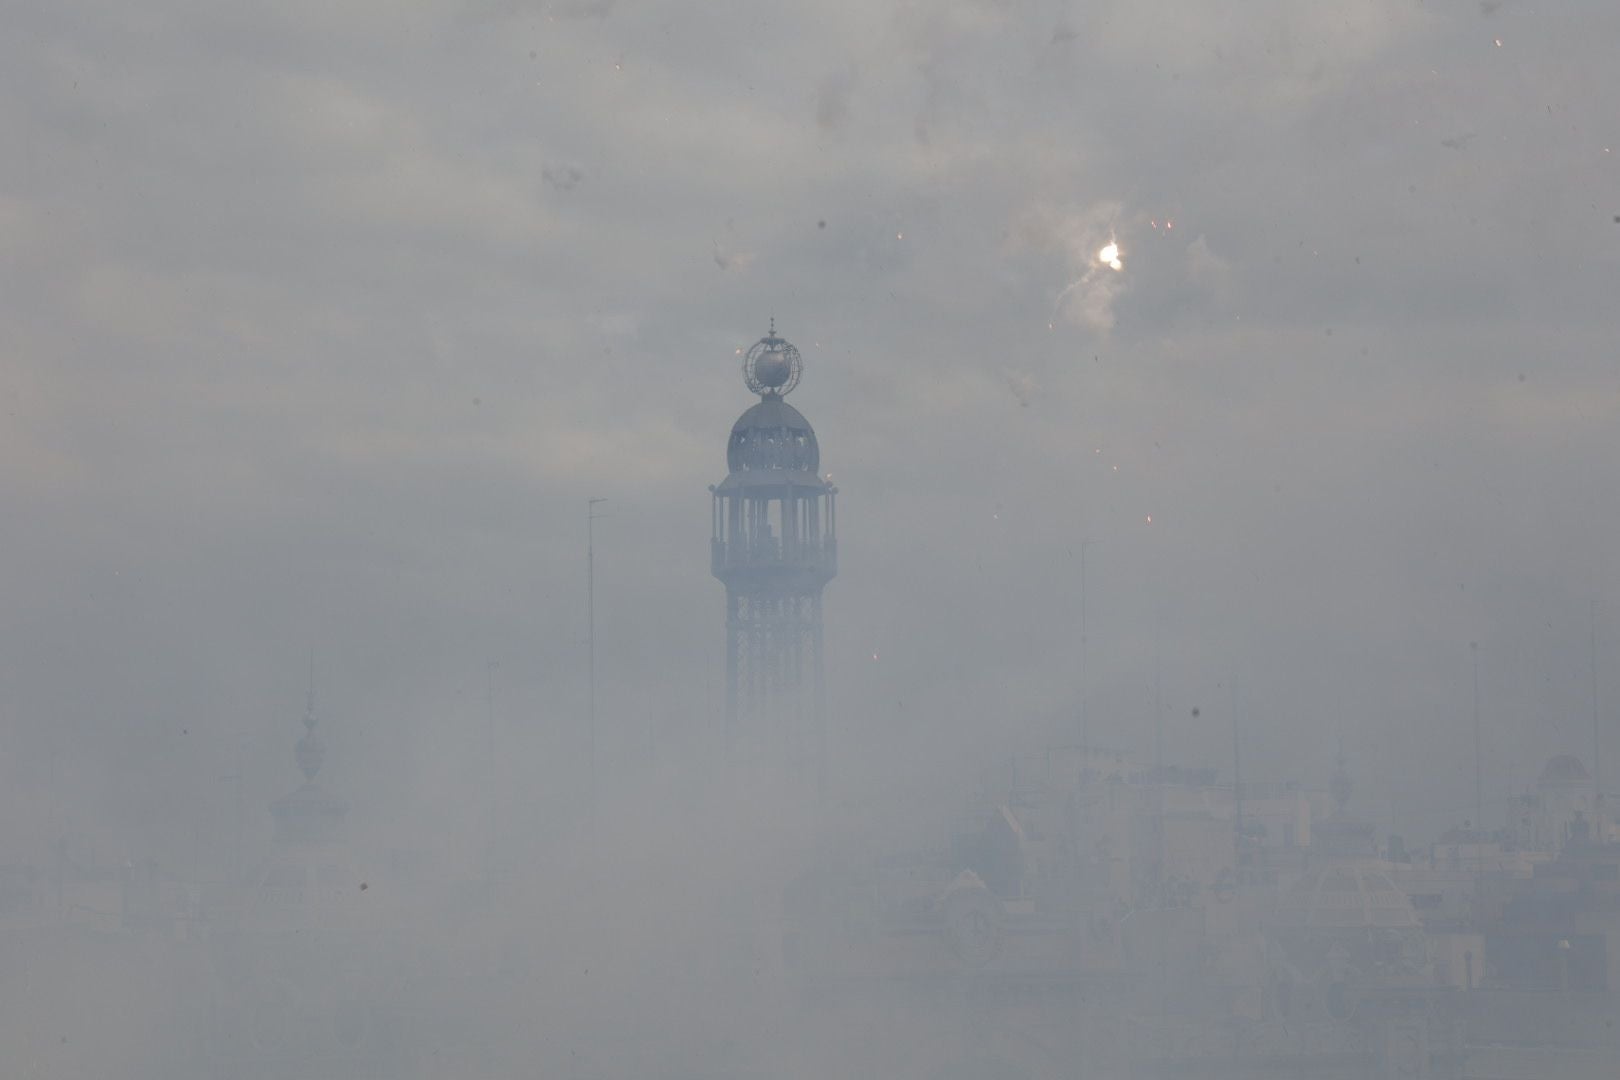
(587, 497, 608, 824)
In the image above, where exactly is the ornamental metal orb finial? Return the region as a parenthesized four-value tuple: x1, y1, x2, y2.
(742, 324, 802, 397)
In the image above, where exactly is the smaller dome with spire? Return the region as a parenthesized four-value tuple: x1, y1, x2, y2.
(269, 683, 348, 846)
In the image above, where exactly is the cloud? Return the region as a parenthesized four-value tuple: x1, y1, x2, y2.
(541, 162, 584, 191)
(814, 68, 856, 132)
(712, 239, 755, 272)
(1183, 234, 1234, 302)
(2, 0, 1620, 976)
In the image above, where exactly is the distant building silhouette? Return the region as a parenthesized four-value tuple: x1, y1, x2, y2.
(253, 680, 354, 920)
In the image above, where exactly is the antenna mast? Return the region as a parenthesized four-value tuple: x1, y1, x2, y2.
(1593, 601, 1604, 815)
(587, 498, 608, 829)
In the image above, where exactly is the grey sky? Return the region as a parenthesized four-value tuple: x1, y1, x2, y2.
(3, 0, 1619, 859)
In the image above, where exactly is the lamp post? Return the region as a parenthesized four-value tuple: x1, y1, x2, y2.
(1078, 538, 1098, 752)
(1592, 601, 1603, 819)
(587, 498, 608, 825)
(1472, 641, 1483, 870)
(486, 660, 499, 874)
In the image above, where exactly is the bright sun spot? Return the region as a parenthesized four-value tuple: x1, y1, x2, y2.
(1098, 242, 1123, 271)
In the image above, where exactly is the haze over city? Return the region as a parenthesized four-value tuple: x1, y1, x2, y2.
(1, 1, 1619, 1077)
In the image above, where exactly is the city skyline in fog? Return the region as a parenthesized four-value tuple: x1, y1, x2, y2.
(3, 0, 1620, 868)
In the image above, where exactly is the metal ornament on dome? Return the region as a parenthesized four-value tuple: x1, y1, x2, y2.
(742, 320, 803, 397)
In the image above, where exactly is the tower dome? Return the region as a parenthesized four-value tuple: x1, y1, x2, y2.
(726, 397, 820, 476)
(1275, 865, 1421, 931)
(723, 324, 824, 480)
(1269, 864, 1432, 1001)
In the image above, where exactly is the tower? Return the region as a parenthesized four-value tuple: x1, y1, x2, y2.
(268, 681, 348, 849)
(710, 324, 837, 786)
(217, 678, 388, 1065)
(255, 677, 354, 919)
